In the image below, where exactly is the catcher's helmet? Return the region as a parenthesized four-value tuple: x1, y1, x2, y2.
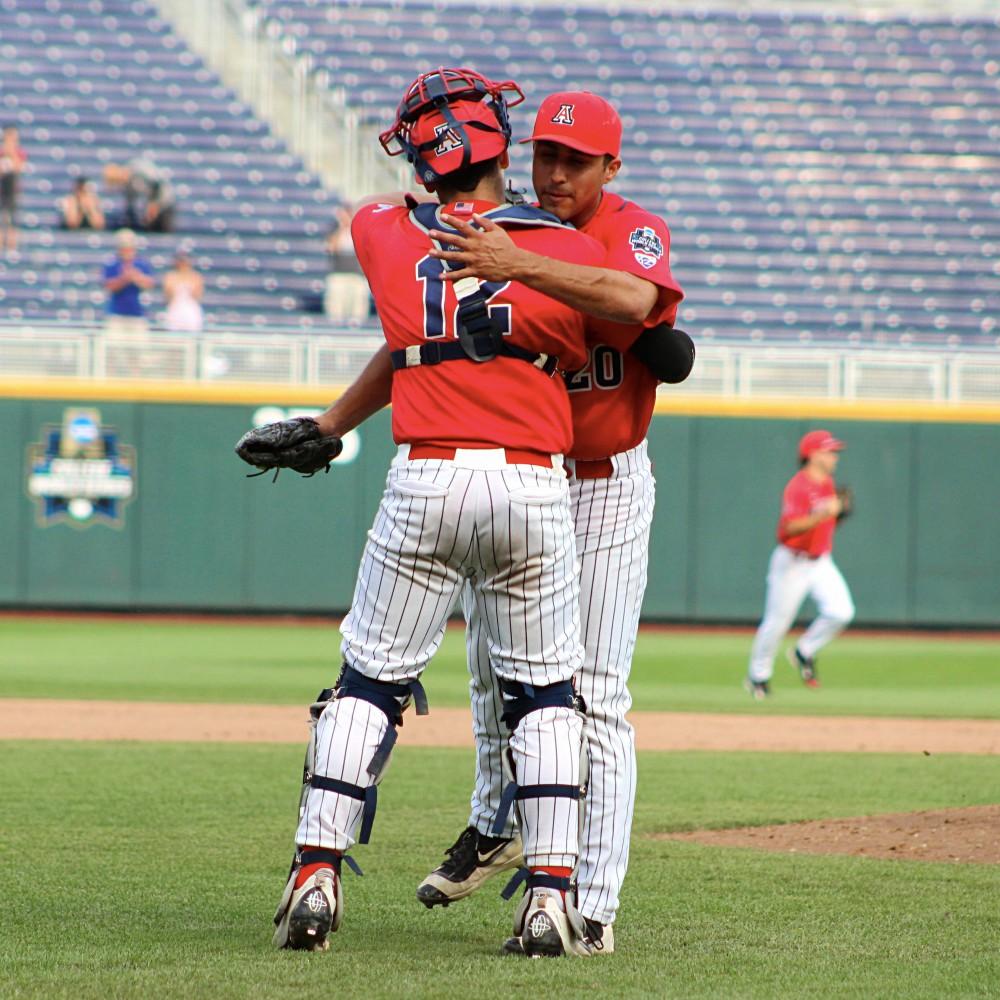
(379, 67, 525, 184)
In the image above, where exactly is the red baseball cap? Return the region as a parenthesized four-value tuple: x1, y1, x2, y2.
(518, 91, 622, 158)
(408, 98, 508, 178)
(799, 429, 845, 460)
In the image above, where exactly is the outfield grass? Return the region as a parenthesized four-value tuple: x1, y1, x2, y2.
(2, 617, 998, 997)
(2, 616, 998, 718)
(1, 742, 998, 999)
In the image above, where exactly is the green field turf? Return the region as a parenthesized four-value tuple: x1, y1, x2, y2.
(1, 741, 998, 1000)
(3, 616, 998, 997)
(2, 616, 998, 718)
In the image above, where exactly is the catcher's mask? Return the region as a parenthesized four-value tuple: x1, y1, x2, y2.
(379, 67, 524, 185)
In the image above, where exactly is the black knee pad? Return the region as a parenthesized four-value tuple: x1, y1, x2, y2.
(333, 664, 429, 726)
(300, 667, 428, 844)
(498, 677, 582, 731)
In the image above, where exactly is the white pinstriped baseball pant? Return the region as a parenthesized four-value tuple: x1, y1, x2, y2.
(463, 440, 655, 925)
(748, 545, 855, 682)
(297, 445, 584, 868)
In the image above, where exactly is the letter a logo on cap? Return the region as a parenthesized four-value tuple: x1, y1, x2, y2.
(433, 122, 464, 154)
(550, 103, 574, 126)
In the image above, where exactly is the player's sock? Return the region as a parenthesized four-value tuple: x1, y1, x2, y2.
(530, 865, 574, 907)
(531, 865, 573, 879)
(294, 846, 341, 888)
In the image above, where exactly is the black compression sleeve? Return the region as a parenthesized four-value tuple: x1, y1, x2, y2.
(630, 323, 695, 384)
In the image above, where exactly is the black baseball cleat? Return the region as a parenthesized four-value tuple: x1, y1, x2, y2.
(787, 647, 820, 687)
(744, 677, 771, 700)
(417, 826, 523, 908)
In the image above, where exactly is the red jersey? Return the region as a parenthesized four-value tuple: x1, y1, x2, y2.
(353, 198, 603, 454)
(564, 191, 684, 460)
(777, 469, 838, 557)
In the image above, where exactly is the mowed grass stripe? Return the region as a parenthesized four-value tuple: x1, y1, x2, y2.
(1, 616, 998, 718)
(1, 743, 998, 999)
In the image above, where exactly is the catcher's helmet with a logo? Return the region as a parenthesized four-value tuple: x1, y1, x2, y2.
(379, 67, 525, 184)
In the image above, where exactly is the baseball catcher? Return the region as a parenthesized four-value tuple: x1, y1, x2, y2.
(235, 417, 343, 480)
(269, 65, 595, 959)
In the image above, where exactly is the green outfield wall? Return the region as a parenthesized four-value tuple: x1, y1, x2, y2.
(4, 389, 999, 627)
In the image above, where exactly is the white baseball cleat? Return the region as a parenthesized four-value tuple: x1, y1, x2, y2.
(503, 920, 614, 956)
(517, 888, 600, 958)
(273, 864, 343, 951)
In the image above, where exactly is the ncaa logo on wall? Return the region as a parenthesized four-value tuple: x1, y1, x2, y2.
(26, 408, 136, 528)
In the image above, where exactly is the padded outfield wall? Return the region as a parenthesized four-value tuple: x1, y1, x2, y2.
(3, 382, 999, 627)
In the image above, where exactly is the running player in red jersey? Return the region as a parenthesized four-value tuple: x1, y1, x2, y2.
(745, 430, 855, 699)
(270, 69, 607, 959)
(414, 92, 690, 955)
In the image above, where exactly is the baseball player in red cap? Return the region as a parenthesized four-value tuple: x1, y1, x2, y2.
(745, 430, 856, 698)
(296, 85, 690, 955)
(413, 90, 689, 954)
(268, 67, 610, 958)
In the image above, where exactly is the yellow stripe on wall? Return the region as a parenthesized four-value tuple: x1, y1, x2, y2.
(2, 378, 1000, 424)
(652, 394, 1000, 424)
(0, 378, 341, 407)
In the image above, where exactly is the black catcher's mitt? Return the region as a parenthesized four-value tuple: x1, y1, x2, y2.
(836, 485, 854, 521)
(235, 417, 343, 481)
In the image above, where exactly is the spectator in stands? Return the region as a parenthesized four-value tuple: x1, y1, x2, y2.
(323, 202, 370, 324)
(0, 125, 28, 253)
(59, 177, 106, 231)
(103, 157, 176, 233)
(163, 248, 205, 332)
(103, 228, 156, 333)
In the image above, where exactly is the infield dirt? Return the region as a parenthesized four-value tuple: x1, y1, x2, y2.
(2, 697, 998, 753)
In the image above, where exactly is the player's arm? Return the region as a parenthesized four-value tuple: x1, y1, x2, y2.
(782, 497, 843, 536)
(312, 344, 393, 438)
(428, 213, 657, 325)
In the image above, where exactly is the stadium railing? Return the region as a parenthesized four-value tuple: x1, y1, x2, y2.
(4, 323, 998, 404)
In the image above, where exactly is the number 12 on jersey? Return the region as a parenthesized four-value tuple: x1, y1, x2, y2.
(416, 256, 511, 339)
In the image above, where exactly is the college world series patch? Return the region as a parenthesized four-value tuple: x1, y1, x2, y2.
(25, 408, 136, 527)
(628, 225, 664, 270)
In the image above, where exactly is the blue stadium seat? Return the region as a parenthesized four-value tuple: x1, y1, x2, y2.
(242, 0, 968, 345)
(0, 0, 344, 331)
(3, 0, 997, 342)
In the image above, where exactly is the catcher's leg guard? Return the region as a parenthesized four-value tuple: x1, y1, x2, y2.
(296, 666, 428, 849)
(491, 680, 587, 869)
(272, 847, 355, 952)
